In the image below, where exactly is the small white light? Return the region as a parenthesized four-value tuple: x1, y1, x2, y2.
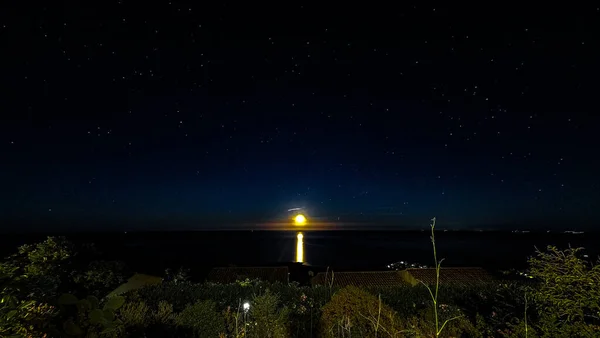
(243, 302, 250, 312)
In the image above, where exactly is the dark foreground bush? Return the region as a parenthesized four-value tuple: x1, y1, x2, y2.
(248, 290, 289, 338)
(126, 280, 331, 337)
(175, 300, 224, 337)
(321, 286, 404, 338)
(6, 236, 600, 337)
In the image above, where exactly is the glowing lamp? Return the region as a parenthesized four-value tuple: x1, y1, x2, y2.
(243, 302, 250, 312)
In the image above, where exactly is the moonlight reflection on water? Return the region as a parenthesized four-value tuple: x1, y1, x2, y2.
(296, 232, 304, 263)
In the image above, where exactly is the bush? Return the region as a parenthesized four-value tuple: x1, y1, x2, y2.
(11, 235, 600, 337)
(484, 282, 532, 335)
(222, 301, 250, 338)
(174, 299, 224, 337)
(118, 300, 178, 337)
(164, 267, 191, 284)
(119, 301, 151, 328)
(0, 296, 58, 337)
(370, 285, 430, 317)
(125, 280, 333, 337)
(0, 237, 73, 301)
(127, 281, 263, 312)
(528, 246, 600, 324)
(405, 305, 477, 337)
(491, 245, 600, 338)
(73, 260, 130, 297)
(247, 289, 289, 338)
(155, 300, 176, 324)
(321, 286, 404, 338)
(56, 294, 126, 338)
(266, 283, 331, 337)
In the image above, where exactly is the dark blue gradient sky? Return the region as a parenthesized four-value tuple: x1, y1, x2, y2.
(1, 3, 599, 231)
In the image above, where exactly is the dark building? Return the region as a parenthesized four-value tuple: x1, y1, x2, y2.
(207, 266, 289, 284)
(399, 267, 493, 287)
(311, 267, 493, 288)
(311, 271, 405, 288)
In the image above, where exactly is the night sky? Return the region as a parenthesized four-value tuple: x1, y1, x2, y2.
(1, 3, 599, 231)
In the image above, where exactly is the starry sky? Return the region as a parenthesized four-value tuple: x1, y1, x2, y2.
(1, 3, 599, 231)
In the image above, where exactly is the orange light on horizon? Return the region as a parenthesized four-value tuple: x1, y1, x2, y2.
(294, 214, 306, 226)
(296, 232, 304, 263)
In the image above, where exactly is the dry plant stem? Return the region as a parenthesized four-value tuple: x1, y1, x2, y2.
(524, 292, 528, 338)
(235, 299, 240, 337)
(325, 267, 335, 298)
(419, 217, 463, 337)
(376, 293, 381, 334)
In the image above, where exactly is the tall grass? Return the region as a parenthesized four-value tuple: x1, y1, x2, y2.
(419, 217, 463, 337)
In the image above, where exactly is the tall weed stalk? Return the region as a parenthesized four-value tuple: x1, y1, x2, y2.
(420, 217, 463, 337)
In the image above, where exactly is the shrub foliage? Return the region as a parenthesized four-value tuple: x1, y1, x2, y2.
(3, 235, 600, 337)
(321, 286, 403, 337)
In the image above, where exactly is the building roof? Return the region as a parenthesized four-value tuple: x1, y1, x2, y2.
(311, 267, 494, 288)
(399, 267, 493, 287)
(311, 271, 404, 288)
(207, 266, 289, 284)
(107, 273, 163, 298)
